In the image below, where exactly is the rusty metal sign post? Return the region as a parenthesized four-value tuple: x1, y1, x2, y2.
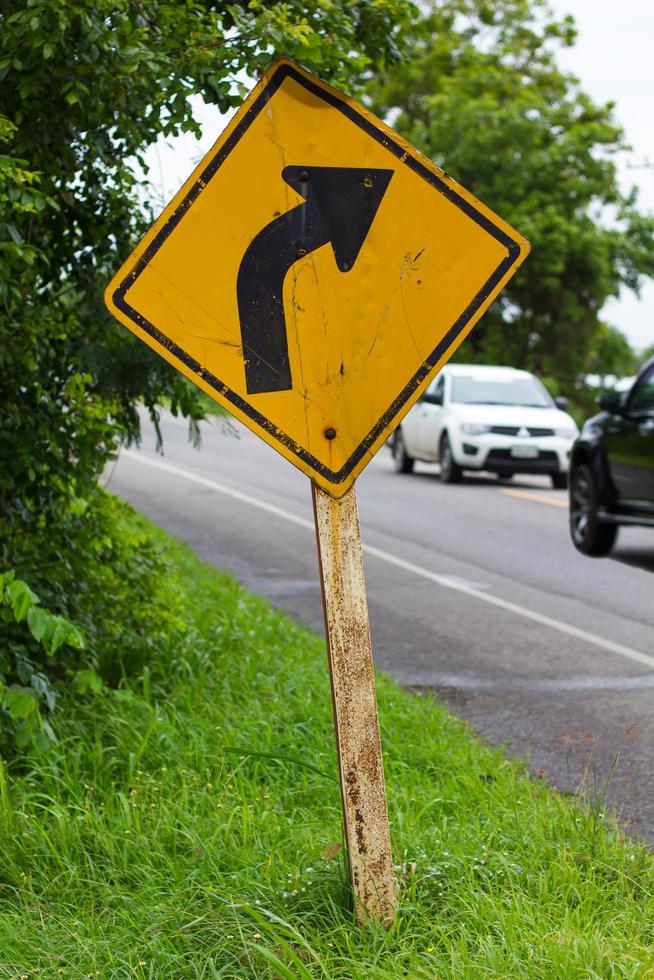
(312, 482, 395, 923)
(104, 57, 529, 925)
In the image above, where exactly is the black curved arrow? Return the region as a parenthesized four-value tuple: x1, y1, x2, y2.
(237, 166, 394, 394)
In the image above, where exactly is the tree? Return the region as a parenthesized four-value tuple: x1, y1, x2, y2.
(585, 323, 637, 383)
(0, 0, 412, 555)
(0, 0, 412, 747)
(370, 0, 654, 383)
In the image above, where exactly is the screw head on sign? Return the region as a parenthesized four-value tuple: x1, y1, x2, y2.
(324, 427, 336, 440)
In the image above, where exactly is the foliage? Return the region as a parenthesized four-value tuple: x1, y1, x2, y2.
(1, 516, 654, 974)
(562, 321, 647, 426)
(0, 0, 413, 501)
(0, 0, 412, 743)
(0, 0, 411, 533)
(0, 570, 84, 750)
(0, 492, 181, 753)
(370, 0, 654, 384)
(583, 323, 638, 382)
(640, 343, 654, 365)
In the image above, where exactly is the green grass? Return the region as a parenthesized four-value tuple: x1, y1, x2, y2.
(1, 514, 654, 978)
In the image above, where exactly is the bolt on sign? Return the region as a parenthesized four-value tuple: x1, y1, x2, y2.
(105, 58, 529, 923)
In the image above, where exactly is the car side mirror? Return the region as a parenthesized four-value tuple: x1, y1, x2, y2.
(597, 391, 625, 415)
(422, 390, 443, 406)
(554, 395, 568, 410)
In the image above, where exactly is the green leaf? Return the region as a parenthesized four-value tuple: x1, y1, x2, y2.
(0, 569, 15, 598)
(6, 223, 23, 245)
(68, 496, 89, 516)
(4, 687, 38, 720)
(27, 606, 49, 643)
(74, 669, 104, 695)
(48, 617, 85, 655)
(6, 580, 38, 622)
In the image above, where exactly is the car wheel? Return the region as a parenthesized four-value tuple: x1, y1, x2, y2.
(393, 429, 414, 474)
(439, 433, 463, 483)
(497, 472, 514, 481)
(551, 472, 568, 490)
(569, 463, 617, 557)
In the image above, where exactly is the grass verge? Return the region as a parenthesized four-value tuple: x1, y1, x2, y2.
(1, 508, 653, 977)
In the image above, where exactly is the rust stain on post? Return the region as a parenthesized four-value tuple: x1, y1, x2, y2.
(312, 481, 396, 925)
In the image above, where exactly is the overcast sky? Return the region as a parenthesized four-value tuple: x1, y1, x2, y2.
(144, 0, 653, 355)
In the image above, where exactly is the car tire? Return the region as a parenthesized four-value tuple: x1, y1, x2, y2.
(569, 463, 617, 557)
(439, 433, 463, 483)
(393, 429, 414, 474)
(551, 472, 568, 490)
(497, 473, 514, 481)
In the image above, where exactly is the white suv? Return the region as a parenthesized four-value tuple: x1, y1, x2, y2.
(391, 364, 578, 488)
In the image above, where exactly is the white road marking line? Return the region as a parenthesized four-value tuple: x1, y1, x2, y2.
(438, 574, 491, 592)
(418, 673, 654, 692)
(500, 488, 568, 508)
(121, 451, 654, 670)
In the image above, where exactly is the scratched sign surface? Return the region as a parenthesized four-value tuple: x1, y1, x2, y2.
(105, 58, 530, 497)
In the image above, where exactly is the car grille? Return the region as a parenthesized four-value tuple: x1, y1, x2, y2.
(486, 449, 559, 473)
(489, 426, 555, 437)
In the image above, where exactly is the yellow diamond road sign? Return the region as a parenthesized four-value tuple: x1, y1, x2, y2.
(106, 58, 529, 497)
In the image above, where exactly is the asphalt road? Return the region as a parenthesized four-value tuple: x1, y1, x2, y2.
(108, 412, 654, 842)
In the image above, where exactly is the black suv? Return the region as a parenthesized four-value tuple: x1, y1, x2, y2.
(569, 357, 654, 556)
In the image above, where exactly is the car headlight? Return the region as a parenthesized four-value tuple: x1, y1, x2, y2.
(460, 423, 491, 435)
(554, 427, 577, 439)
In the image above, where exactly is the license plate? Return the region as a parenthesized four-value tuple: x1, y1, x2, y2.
(510, 445, 539, 459)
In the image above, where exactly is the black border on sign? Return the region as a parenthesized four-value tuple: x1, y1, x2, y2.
(113, 62, 521, 484)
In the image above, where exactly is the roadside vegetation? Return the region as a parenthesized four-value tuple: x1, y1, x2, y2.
(2, 0, 653, 746)
(2, 508, 654, 977)
(2, 2, 654, 970)
(371, 0, 654, 386)
(0, 0, 410, 750)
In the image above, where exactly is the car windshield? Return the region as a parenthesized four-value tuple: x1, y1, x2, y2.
(451, 376, 552, 408)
